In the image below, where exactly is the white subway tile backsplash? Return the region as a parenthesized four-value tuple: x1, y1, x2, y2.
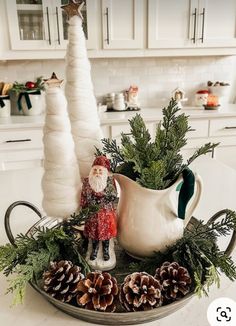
(1, 55, 236, 107)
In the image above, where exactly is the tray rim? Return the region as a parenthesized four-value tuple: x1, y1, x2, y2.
(30, 280, 195, 325)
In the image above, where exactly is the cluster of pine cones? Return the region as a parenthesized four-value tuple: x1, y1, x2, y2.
(43, 260, 192, 312)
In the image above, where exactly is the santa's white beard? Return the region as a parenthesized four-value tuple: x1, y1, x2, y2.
(89, 170, 108, 193)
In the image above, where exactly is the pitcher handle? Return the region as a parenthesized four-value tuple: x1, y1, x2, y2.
(4, 200, 43, 246)
(184, 173, 203, 224)
(206, 209, 236, 256)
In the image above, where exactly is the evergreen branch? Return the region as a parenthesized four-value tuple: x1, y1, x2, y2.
(137, 161, 166, 190)
(97, 99, 219, 189)
(95, 138, 124, 172)
(62, 206, 99, 238)
(129, 213, 236, 297)
(186, 142, 220, 167)
(0, 219, 91, 305)
(189, 210, 236, 240)
(6, 265, 34, 305)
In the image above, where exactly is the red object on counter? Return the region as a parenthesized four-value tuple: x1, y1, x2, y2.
(207, 94, 219, 106)
(25, 81, 36, 89)
(196, 90, 209, 94)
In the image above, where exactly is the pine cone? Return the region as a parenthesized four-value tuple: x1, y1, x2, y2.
(119, 272, 162, 312)
(43, 260, 84, 303)
(76, 271, 119, 312)
(154, 261, 192, 304)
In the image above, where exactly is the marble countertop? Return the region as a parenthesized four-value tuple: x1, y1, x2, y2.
(0, 157, 236, 326)
(0, 272, 234, 326)
(100, 104, 236, 125)
(0, 104, 236, 129)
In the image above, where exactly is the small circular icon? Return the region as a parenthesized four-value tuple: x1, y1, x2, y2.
(207, 297, 236, 326)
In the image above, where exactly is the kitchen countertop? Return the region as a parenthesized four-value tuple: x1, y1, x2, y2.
(0, 157, 236, 326)
(100, 104, 236, 124)
(0, 104, 236, 129)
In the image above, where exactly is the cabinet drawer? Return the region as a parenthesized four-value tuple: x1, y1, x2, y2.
(188, 120, 209, 139)
(0, 149, 43, 171)
(0, 129, 43, 150)
(209, 118, 236, 137)
(111, 124, 131, 139)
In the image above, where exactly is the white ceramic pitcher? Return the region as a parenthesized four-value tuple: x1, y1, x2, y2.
(114, 172, 203, 258)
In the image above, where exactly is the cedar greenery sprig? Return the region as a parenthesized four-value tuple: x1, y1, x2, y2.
(129, 210, 236, 297)
(11, 77, 45, 94)
(62, 205, 99, 239)
(96, 99, 219, 189)
(0, 208, 95, 305)
(95, 139, 124, 172)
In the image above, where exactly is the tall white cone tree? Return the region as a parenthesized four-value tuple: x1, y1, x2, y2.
(42, 73, 82, 218)
(64, 4, 103, 178)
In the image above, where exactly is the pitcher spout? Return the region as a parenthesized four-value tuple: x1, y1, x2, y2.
(113, 173, 142, 192)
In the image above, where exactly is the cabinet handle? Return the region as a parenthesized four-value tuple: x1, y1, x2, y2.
(5, 139, 32, 143)
(46, 7, 51, 45)
(105, 8, 110, 45)
(189, 128, 196, 132)
(224, 126, 236, 129)
(191, 8, 197, 43)
(56, 7, 61, 45)
(211, 147, 215, 158)
(199, 8, 205, 43)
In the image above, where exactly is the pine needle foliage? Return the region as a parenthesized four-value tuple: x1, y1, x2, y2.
(0, 207, 96, 305)
(96, 99, 219, 189)
(129, 210, 236, 297)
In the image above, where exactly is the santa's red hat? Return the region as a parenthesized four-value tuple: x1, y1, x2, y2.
(92, 155, 111, 171)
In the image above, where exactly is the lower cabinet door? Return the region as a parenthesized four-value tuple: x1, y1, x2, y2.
(213, 146, 236, 170)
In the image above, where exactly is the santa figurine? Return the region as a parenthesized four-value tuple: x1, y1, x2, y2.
(80, 155, 118, 270)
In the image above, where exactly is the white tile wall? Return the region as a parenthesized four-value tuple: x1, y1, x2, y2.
(0, 56, 236, 107)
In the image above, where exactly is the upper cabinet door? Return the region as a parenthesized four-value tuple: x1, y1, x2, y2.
(6, 0, 52, 50)
(102, 0, 144, 49)
(148, 0, 198, 48)
(197, 0, 236, 47)
(6, 0, 98, 51)
(54, 0, 98, 50)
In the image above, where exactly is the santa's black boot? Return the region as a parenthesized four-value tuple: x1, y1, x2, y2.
(102, 240, 110, 261)
(83, 238, 89, 253)
(90, 240, 99, 260)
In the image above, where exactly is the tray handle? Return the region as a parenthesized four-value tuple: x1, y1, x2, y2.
(4, 201, 43, 246)
(207, 209, 236, 256)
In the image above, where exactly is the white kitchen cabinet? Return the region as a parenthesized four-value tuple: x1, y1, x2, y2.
(198, 0, 236, 48)
(0, 120, 43, 171)
(208, 117, 236, 169)
(148, 0, 236, 49)
(148, 0, 197, 48)
(102, 0, 144, 49)
(213, 145, 236, 170)
(6, 0, 98, 51)
(2, 108, 236, 172)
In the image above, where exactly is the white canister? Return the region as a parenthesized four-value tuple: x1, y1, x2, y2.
(10, 91, 44, 116)
(113, 93, 127, 111)
(0, 96, 11, 117)
(22, 92, 43, 116)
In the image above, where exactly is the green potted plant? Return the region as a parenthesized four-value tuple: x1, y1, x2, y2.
(10, 76, 45, 116)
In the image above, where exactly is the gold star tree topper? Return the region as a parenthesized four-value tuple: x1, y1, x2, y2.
(61, 0, 84, 20)
(44, 72, 64, 88)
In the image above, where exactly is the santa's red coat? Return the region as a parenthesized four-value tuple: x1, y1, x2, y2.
(80, 177, 117, 241)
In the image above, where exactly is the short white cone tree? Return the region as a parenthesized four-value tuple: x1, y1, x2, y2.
(42, 74, 82, 218)
(65, 15, 103, 178)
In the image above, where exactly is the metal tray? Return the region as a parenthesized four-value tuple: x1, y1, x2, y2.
(4, 201, 236, 325)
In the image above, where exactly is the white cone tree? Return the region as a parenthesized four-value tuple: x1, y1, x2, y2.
(42, 73, 82, 218)
(65, 12, 103, 178)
